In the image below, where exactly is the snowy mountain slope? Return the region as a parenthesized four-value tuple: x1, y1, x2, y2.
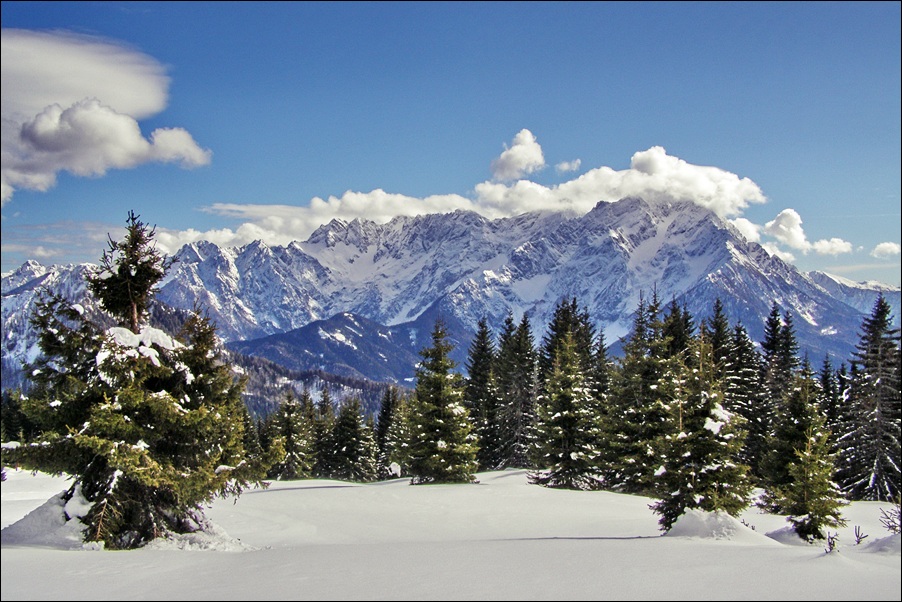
(807, 270, 901, 327)
(4, 198, 898, 386)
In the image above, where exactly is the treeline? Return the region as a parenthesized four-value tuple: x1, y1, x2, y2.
(248, 292, 901, 537)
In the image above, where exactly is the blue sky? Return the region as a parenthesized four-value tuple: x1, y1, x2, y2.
(1, 1, 900, 285)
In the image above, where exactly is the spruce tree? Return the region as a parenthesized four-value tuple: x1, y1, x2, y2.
(374, 386, 403, 478)
(529, 332, 604, 490)
(662, 298, 695, 360)
(269, 389, 315, 480)
(650, 329, 752, 531)
(780, 425, 848, 541)
(406, 319, 479, 484)
(606, 293, 671, 494)
(464, 317, 504, 471)
(722, 323, 764, 472)
(836, 294, 901, 501)
(707, 298, 732, 381)
(759, 364, 826, 512)
(384, 392, 414, 477)
(330, 397, 378, 482)
(496, 312, 538, 468)
(5, 213, 265, 549)
(312, 387, 337, 478)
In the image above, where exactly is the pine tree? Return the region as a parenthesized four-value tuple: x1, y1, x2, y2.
(270, 389, 315, 480)
(780, 425, 848, 541)
(650, 329, 752, 531)
(312, 387, 337, 478)
(496, 312, 538, 468)
(464, 317, 504, 471)
(836, 294, 901, 501)
(374, 386, 403, 479)
(817, 356, 842, 437)
(529, 332, 604, 490)
(406, 319, 479, 484)
(384, 392, 414, 477)
(722, 323, 763, 471)
(539, 298, 596, 383)
(330, 397, 378, 482)
(759, 364, 826, 512)
(5, 213, 265, 549)
(86, 211, 175, 335)
(606, 293, 671, 494)
(707, 298, 732, 381)
(662, 298, 695, 359)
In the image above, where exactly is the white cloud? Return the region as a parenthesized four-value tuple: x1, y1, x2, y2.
(811, 238, 853, 256)
(762, 208, 852, 256)
(761, 242, 796, 263)
(555, 159, 581, 174)
(153, 143, 773, 254)
(730, 217, 761, 243)
(764, 209, 810, 250)
(871, 242, 901, 258)
(491, 129, 546, 180)
(1, 29, 211, 205)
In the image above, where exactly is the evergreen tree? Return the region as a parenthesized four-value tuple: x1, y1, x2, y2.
(722, 323, 764, 472)
(269, 389, 315, 480)
(780, 425, 848, 541)
(836, 294, 901, 501)
(5, 213, 264, 549)
(86, 211, 175, 334)
(606, 293, 671, 494)
(662, 298, 695, 359)
(330, 397, 378, 482)
(650, 330, 752, 531)
(406, 319, 479, 484)
(529, 332, 605, 490)
(312, 387, 337, 478)
(759, 364, 826, 512)
(539, 298, 596, 383)
(707, 298, 732, 381)
(496, 312, 538, 468)
(374, 386, 403, 478)
(464, 317, 504, 471)
(817, 355, 842, 437)
(241, 405, 264, 463)
(384, 392, 414, 477)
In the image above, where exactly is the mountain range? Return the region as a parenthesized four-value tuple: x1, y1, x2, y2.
(3, 197, 899, 390)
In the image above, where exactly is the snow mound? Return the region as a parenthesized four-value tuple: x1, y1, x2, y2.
(1, 492, 99, 550)
(862, 534, 901, 555)
(142, 523, 252, 552)
(666, 509, 782, 545)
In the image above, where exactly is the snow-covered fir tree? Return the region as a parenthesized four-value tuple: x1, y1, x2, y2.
(464, 317, 504, 471)
(374, 386, 404, 479)
(330, 397, 378, 482)
(495, 312, 538, 469)
(269, 389, 315, 480)
(5, 212, 266, 549)
(650, 327, 752, 531)
(836, 294, 901, 501)
(781, 424, 848, 541)
(529, 331, 605, 490)
(606, 293, 672, 494)
(406, 319, 478, 484)
(312, 387, 337, 478)
(759, 363, 827, 512)
(722, 323, 763, 471)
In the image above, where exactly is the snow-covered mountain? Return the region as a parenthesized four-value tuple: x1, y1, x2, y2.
(4, 198, 898, 386)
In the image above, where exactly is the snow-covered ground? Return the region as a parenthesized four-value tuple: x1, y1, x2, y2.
(2, 468, 899, 600)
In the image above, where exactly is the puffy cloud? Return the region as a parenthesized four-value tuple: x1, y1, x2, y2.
(491, 129, 546, 180)
(761, 242, 796, 263)
(555, 159, 581, 174)
(763, 208, 852, 256)
(1, 29, 210, 205)
(153, 142, 773, 254)
(764, 209, 810, 250)
(730, 217, 761, 242)
(871, 242, 901, 258)
(811, 238, 853, 256)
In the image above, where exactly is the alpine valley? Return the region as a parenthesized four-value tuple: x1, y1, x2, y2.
(3, 197, 899, 401)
